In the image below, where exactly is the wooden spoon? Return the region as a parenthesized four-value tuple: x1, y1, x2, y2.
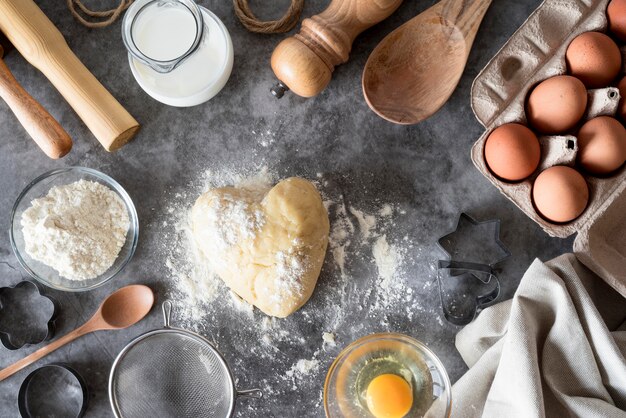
(0, 285, 154, 382)
(362, 0, 493, 124)
(0, 43, 72, 158)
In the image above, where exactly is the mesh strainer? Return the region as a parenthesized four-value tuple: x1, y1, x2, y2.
(109, 301, 261, 418)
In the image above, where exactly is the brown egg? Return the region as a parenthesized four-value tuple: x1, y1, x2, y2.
(484, 123, 541, 181)
(577, 116, 626, 175)
(526, 75, 587, 134)
(608, 0, 626, 41)
(533, 166, 589, 223)
(565, 32, 621, 88)
(617, 76, 626, 121)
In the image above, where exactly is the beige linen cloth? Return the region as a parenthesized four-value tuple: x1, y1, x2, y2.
(435, 254, 626, 418)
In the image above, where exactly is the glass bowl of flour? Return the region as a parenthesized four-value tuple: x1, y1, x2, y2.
(10, 167, 139, 291)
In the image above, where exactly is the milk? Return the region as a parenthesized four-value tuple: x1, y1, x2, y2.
(130, 7, 232, 104)
(132, 4, 197, 62)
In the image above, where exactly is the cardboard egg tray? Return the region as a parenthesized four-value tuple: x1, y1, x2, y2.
(470, 0, 626, 296)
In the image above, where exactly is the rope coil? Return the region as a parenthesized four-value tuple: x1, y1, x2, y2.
(67, 0, 133, 28)
(68, 0, 303, 33)
(233, 0, 303, 34)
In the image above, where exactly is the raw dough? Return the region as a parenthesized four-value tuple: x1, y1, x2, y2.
(191, 177, 329, 317)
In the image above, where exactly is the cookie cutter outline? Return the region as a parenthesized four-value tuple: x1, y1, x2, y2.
(18, 363, 88, 418)
(436, 213, 511, 325)
(0, 280, 58, 350)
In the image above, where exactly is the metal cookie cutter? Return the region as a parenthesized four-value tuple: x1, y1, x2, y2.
(436, 213, 511, 326)
(18, 363, 88, 418)
(0, 279, 58, 350)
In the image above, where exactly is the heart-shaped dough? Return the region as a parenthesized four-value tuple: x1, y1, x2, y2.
(191, 177, 329, 317)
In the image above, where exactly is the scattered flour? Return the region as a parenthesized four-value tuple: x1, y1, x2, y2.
(161, 168, 276, 324)
(271, 248, 308, 305)
(230, 291, 254, 316)
(162, 168, 422, 326)
(208, 192, 266, 250)
(372, 235, 400, 289)
(322, 332, 336, 349)
(349, 207, 377, 241)
(252, 129, 276, 148)
(286, 358, 320, 379)
(21, 180, 129, 281)
(323, 195, 412, 312)
(379, 204, 393, 217)
(157, 168, 439, 408)
(326, 199, 354, 280)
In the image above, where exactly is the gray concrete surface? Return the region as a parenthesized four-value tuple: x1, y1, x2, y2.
(0, 0, 573, 416)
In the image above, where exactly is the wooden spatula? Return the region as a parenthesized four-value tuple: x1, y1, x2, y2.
(362, 0, 493, 125)
(0, 36, 72, 158)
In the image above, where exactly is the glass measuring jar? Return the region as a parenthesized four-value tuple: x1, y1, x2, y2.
(122, 0, 205, 74)
(121, 0, 233, 106)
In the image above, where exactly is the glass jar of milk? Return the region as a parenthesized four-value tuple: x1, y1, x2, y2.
(122, 0, 233, 107)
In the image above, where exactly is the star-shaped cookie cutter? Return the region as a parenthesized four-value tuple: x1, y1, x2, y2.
(436, 213, 511, 325)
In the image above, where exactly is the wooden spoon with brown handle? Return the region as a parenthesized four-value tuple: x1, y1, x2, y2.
(0, 285, 154, 382)
(0, 43, 72, 159)
(362, 0, 493, 124)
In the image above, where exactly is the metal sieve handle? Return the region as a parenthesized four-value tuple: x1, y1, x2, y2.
(162, 301, 172, 328)
(237, 388, 263, 399)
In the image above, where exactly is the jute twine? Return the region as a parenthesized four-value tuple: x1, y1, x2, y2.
(233, 0, 303, 34)
(68, 0, 303, 33)
(67, 0, 133, 28)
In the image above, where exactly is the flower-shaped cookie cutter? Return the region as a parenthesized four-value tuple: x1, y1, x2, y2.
(436, 213, 511, 326)
(0, 278, 58, 350)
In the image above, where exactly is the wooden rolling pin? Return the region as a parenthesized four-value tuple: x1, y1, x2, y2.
(0, 43, 72, 158)
(0, 0, 139, 152)
(270, 0, 403, 98)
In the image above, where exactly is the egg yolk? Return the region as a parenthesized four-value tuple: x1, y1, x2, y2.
(366, 374, 413, 418)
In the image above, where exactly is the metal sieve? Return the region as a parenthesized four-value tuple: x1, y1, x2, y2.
(109, 301, 261, 418)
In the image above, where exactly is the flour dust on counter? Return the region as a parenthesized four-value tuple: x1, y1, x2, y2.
(160, 167, 276, 323)
(156, 167, 442, 405)
(252, 128, 277, 148)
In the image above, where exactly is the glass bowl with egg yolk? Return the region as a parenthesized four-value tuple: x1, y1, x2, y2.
(324, 333, 451, 418)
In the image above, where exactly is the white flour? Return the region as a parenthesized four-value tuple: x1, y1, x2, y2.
(373, 235, 400, 289)
(21, 180, 129, 281)
(379, 204, 393, 217)
(322, 332, 336, 349)
(154, 167, 448, 411)
(155, 168, 449, 407)
(209, 193, 266, 250)
(161, 169, 419, 323)
(286, 358, 320, 379)
(161, 168, 276, 323)
(349, 207, 376, 241)
(327, 200, 354, 280)
(252, 129, 276, 148)
(273, 248, 307, 303)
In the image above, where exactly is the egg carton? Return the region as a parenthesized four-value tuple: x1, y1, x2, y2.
(470, 0, 626, 297)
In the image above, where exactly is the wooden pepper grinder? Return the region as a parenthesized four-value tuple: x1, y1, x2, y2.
(270, 0, 403, 98)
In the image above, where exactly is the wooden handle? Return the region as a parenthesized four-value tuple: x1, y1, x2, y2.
(271, 0, 403, 97)
(0, 57, 72, 158)
(0, 326, 87, 382)
(440, 0, 493, 45)
(0, 0, 139, 152)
